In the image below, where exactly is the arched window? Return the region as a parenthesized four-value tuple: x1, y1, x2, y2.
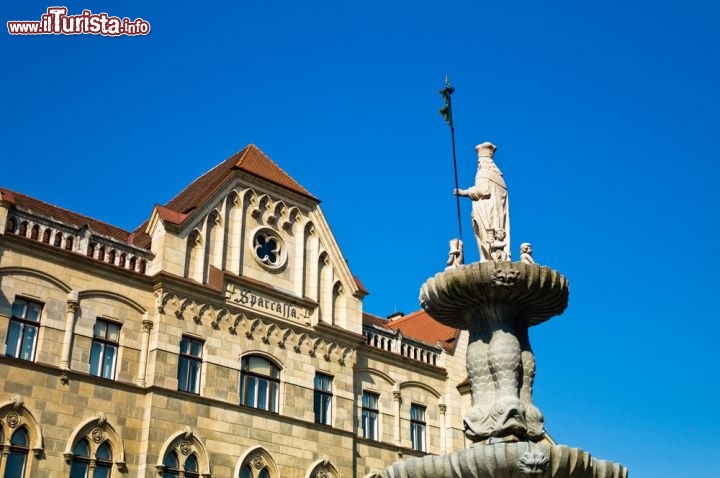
(65, 236, 74, 250)
(94, 442, 113, 478)
(18, 221, 27, 237)
(118, 253, 126, 268)
(0, 400, 44, 476)
(156, 429, 209, 477)
(163, 451, 199, 477)
(128, 257, 137, 271)
(107, 250, 116, 265)
(54, 232, 63, 247)
(69, 438, 114, 478)
(235, 447, 277, 478)
(240, 464, 270, 478)
(42, 229, 51, 244)
(87, 243, 96, 257)
(240, 356, 280, 412)
(5, 217, 16, 233)
(97, 247, 105, 262)
(69, 438, 90, 477)
(30, 225, 39, 240)
(64, 415, 125, 476)
(138, 260, 146, 274)
(5, 427, 29, 477)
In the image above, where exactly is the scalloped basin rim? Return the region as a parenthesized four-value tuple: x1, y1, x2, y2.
(385, 442, 628, 478)
(419, 262, 570, 328)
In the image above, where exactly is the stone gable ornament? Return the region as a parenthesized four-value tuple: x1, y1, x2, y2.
(392, 140, 627, 478)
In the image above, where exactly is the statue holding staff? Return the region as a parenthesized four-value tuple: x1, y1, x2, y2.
(454, 142, 510, 261)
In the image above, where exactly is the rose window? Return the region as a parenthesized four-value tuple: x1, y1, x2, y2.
(252, 229, 286, 270)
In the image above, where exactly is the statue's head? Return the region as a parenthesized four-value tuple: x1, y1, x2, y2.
(475, 141, 497, 159)
(520, 242, 532, 254)
(494, 229, 506, 240)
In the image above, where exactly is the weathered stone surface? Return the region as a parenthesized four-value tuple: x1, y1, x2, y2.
(386, 442, 628, 478)
(420, 262, 568, 443)
(420, 262, 569, 329)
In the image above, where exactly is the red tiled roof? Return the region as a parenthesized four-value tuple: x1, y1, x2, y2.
(385, 310, 460, 352)
(164, 144, 317, 217)
(3, 145, 318, 252)
(131, 144, 317, 248)
(155, 204, 189, 225)
(362, 312, 388, 328)
(1, 188, 134, 244)
(354, 275, 369, 296)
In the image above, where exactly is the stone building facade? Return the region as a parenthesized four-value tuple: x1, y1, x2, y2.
(0, 145, 470, 477)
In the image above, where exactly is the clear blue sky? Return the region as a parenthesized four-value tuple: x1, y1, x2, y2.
(3, 1, 719, 476)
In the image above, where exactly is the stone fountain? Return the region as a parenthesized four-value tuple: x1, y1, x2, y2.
(386, 143, 627, 478)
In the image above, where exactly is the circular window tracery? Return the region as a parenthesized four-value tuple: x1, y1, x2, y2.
(252, 229, 287, 271)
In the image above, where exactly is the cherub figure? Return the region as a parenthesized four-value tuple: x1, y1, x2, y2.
(489, 229, 508, 262)
(520, 242, 535, 264)
(445, 238, 464, 270)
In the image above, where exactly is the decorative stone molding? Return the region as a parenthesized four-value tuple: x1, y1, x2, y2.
(252, 455, 266, 469)
(96, 412, 107, 425)
(518, 449, 550, 476)
(386, 442, 627, 478)
(159, 291, 355, 365)
(90, 428, 105, 443)
(66, 300, 79, 313)
(10, 395, 24, 410)
(179, 441, 192, 455)
(6, 412, 20, 428)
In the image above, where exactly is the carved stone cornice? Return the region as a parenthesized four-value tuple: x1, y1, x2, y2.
(157, 288, 355, 367)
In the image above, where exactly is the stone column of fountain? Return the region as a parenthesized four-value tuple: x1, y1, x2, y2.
(386, 143, 628, 478)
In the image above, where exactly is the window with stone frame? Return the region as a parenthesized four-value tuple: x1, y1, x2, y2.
(0, 400, 43, 477)
(6, 298, 42, 361)
(313, 373, 333, 425)
(89, 319, 120, 380)
(251, 229, 286, 270)
(64, 416, 124, 478)
(156, 431, 208, 478)
(239, 356, 280, 413)
(236, 448, 276, 478)
(361, 391, 379, 440)
(69, 438, 113, 478)
(162, 450, 200, 478)
(410, 403, 427, 451)
(1, 427, 29, 478)
(177, 336, 203, 394)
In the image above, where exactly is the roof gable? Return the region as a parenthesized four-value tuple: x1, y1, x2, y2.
(164, 144, 316, 217)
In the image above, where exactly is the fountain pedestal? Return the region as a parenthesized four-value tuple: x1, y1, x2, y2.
(421, 261, 567, 444)
(385, 261, 628, 478)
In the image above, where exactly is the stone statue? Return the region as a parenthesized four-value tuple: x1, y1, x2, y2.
(388, 139, 628, 478)
(489, 229, 509, 262)
(520, 242, 535, 264)
(454, 142, 510, 262)
(445, 238, 464, 270)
